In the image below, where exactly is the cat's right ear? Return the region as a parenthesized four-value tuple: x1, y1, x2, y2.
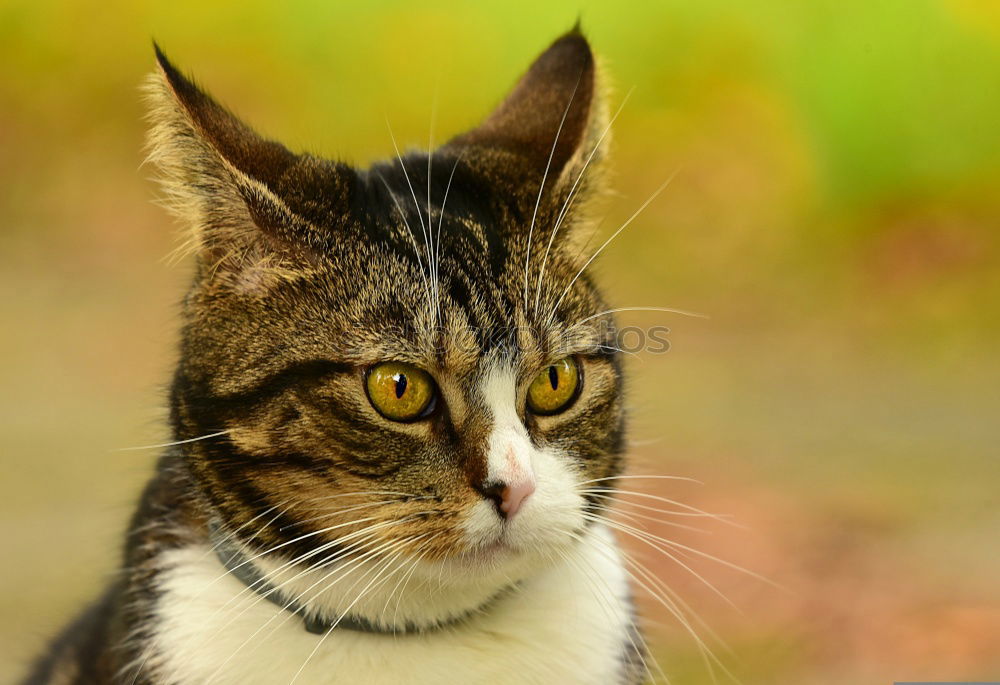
(443, 29, 610, 215)
(145, 45, 354, 290)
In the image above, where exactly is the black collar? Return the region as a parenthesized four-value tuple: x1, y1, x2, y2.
(210, 522, 515, 636)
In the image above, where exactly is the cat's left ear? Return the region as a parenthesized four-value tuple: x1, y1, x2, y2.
(444, 28, 610, 215)
(145, 45, 357, 290)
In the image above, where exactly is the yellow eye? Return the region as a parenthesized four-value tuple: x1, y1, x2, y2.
(365, 362, 437, 422)
(527, 357, 581, 416)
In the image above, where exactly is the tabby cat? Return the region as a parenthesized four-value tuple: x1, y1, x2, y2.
(26, 29, 648, 684)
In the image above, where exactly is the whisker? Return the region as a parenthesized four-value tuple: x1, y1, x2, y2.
(572, 305, 708, 329)
(581, 528, 736, 684)
(534, 88, 634, 317)
(578, 474, 702, 486)
(387, 543, 435, 628)
(194, 524, 400, 643)
(598, 514, 780, 590)
(281, 497, 436, 530)
(606, 505, 711, 534)
(585, 513, 740, 611)
(376, 171, 434, 320)
(620, 549, 735, 684)
(195, 514, 439, 669)
(196, 512, 434, 640)
(560, 533, 668, 684)
(206, 534, 424, 683)
(426, 93, 439, 326)
(304, 489, 424, 504)
(115, 430, 230, 451)
(202, 531, 395, 683)
(544, 169, 682, 328)
(211, 512, 437, 606)
(623, 552, 736, 660)
(214, 516, 377, 573)
(202, 499, 292, 562)
(434, 153, 464, 324)
(385, 118, 434, 327)
(608, 495, 740, 524)
(584, 488, 736, 524)
(524, 74, 582, 310)
(288, 540, 418, 684)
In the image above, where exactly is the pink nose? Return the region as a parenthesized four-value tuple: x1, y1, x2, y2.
(499, 479, 535, 519)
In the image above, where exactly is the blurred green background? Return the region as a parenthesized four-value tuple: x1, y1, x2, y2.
(2, 1, 998, 682)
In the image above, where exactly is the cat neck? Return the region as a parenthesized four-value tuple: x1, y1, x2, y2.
(211, 521, 583, 635)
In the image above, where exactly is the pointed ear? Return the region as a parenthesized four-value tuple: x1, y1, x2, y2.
(145, 45, 355, 288)
(445, 30, 609, 208)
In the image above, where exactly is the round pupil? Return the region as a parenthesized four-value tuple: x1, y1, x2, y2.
(548, 365, 559, 391)
(393, 373, 408, 399)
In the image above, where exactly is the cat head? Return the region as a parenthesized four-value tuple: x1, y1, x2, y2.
(148, 30, 625, 601)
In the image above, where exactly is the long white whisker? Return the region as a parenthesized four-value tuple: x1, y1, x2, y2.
(196, 513, 438, 670)
(208, 516, 380, 583)
(582, 528, 735, 683)
(434, 153, 463, 325)
(193, 520, 419, 647)
(386, 543, 434, 628)
(623, 552, 736, 660)
(560, 533, 668, 684)
(199, 499, 290, 562)
(524, 75, 583, 310)
(283, 497, 436, 530)
(598, 513, 779, 589)
(427, 94, 438, 326)
(211, 513, 435, 610)
(593, 493, 740, 523)
(545, 169, 681, 327)
(578, 474, 702, 486)
(207, 534, 424, 683)
(607, 505, 711, 534)
(386, 117, 434, 328)
(620, 549, 734, 683)
(376, 172, 434, 317)
(202, 531, 399, 684)
(586, 513, 740, 611)
(585, 488, 734, 523)
(288, 540, 416, 684)
(534, 88, 634, 316)
(115, 430, 230, 451)
(572, 306, 708, 329)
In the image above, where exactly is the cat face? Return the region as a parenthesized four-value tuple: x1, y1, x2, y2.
(150, 32, 625, 577)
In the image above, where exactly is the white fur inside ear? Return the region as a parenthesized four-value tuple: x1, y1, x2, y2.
(143, 73, 247, 261)
(143, 72, 311, 294)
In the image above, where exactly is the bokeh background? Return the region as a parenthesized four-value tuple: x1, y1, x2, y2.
(2, 1, 998, 682)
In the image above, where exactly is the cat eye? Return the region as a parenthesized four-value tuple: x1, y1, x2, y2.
(526, 357, 581, 416)
(365, 362, 437, 422)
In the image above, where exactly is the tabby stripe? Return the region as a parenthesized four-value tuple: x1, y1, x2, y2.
(209, 359, 352, 406)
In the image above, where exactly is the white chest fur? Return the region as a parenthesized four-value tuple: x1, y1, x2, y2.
(145, 524, 634, 685)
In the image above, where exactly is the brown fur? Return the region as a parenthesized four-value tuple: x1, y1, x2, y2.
(26, 29, 634, 684)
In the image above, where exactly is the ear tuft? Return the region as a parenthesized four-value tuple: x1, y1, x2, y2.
(143, 45, 354, 291)
(152, 44, 299, 191)
(442, 30, 612, 247)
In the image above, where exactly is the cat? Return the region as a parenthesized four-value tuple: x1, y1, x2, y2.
(25, 28, 649, 684)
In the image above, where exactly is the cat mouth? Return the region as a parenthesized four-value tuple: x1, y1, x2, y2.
(466, 531, 520, 561)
